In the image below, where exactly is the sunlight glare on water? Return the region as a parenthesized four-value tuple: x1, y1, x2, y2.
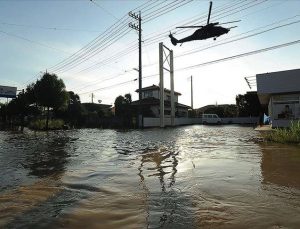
(0, 125, 300, 228)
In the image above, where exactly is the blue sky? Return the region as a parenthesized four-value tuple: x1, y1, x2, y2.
(1, 0, 300, 107)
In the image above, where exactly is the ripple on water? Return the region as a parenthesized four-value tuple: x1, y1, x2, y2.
(1, 126, 300, 228)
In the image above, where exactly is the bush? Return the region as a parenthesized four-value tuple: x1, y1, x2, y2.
(29, 119, 65, 130)
(265, 121, 300, 144)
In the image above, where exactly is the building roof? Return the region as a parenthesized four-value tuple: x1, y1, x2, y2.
(82, 103, 112, 112)
(256, 68, 300, 105)
(131, 97, 190, 109)
(135, 84, 181, 96)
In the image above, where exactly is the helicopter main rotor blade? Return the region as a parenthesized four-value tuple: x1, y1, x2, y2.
(207, 1, 212, 25)
(176, 26, 204, 29)
(228, 26, 238, 29)
(218, 20, 241, 25)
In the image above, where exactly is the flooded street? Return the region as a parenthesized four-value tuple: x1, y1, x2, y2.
(0, 125, 300, 228)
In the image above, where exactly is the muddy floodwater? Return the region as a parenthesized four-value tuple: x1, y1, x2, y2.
(0, 125, 300, 228)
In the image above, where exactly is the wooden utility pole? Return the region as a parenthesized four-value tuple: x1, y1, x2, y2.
(159, 43, 164, 128)
(91, 93, 94, 104)
(129, 11, 143, 127)
(191, 75, 193, 109)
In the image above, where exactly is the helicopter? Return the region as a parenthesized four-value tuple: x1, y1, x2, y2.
(169, 1, 240, 46)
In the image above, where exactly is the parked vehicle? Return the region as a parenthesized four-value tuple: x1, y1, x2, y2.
(202, 114, 222, 124)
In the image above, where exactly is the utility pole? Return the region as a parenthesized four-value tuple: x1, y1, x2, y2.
(191, 75, 193, 109)
(129, 11, 143, 128)
(91, 93, 94, 104)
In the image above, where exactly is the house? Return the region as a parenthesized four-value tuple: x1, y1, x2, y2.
(256, 68, 300, 127)
(82, 103, 112, 117)
(131, 85, 190, 118)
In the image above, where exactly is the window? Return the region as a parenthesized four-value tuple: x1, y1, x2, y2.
(144, 91, 153, 98)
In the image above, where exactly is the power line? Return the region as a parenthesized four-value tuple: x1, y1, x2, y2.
(21, 1, 276, 91)
(144, 0, 264, 45)
(178, 39, 300, 71)
(89, 0, 119, 21)
(70, 69, 135, 92)
(73, 0, 268, 76)
(67, 1, 248, 76)
(0, 21, 102, 33)
(79, 77, 137, 95)
(61, 13, 300, 93)
(47, 16, 129, 72)
(45, 1, 166, 74)
(143, 0, 190, 21)
(52, 26, 131, 74)
(19, 0, 257, 85)
(0, 29, 71, 54)
(63, 1, 282, 93)
(177, 19, 300, 58)
(78, 39, 300, 95)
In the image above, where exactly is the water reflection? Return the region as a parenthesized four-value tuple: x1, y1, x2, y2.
(1, 127, 300, 228)
(138, 148, 178, 191)
(22, 134, 71, 178)
(0, 131, 78, 228)
(138, 147, 194, 228)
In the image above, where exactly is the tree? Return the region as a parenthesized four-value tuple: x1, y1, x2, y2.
(66, 91, 83, 127)
(34, 73, 69, 129)
(25, 83, 37, 105)
(124, 93, 132, 104)
(114, 95, 125, 117)
(236, 92, 261, 117)
(114, 94, 133, 128)
(205, 106, 225, 117)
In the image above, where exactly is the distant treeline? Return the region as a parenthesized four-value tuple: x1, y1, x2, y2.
(0, 73, 137, 130)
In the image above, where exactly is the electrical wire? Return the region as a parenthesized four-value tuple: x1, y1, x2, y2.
(0, 30, 71, 55)
(177, 19, 300, 58)
(70, 0, 248, 75)
(53, 26, 132, 74)
(46, 0, 179, 73)
(89, 0, 119, 21)
(77, 39, 300, 95)
(0, 21, 103, 33)
(178, 39, 300, 71)
(73, 0, 268, 76)
(21, 0, 278, 94)
(47, 16, 129, 72)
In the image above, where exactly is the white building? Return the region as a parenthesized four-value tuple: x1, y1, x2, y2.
(132, 85, 190, 117)
(256, 68, 300, 127)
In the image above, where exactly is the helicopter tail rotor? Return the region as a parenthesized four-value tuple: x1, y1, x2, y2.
(169, 33, 178, 46)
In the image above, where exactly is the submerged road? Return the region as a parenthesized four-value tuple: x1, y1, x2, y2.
(0, 125, 300, 228)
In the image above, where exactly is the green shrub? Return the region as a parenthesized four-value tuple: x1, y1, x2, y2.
(29, 119, 64, 130)
(265, 121, 300, 143)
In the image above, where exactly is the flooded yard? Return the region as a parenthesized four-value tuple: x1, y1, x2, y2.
(0, 125, 300, 228)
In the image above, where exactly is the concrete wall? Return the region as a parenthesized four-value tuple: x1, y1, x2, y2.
(143, 117, 259, 127)
(272, 119, 293, 128)
(221, 117, 259, 124)
(257, 69, 300, 94)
